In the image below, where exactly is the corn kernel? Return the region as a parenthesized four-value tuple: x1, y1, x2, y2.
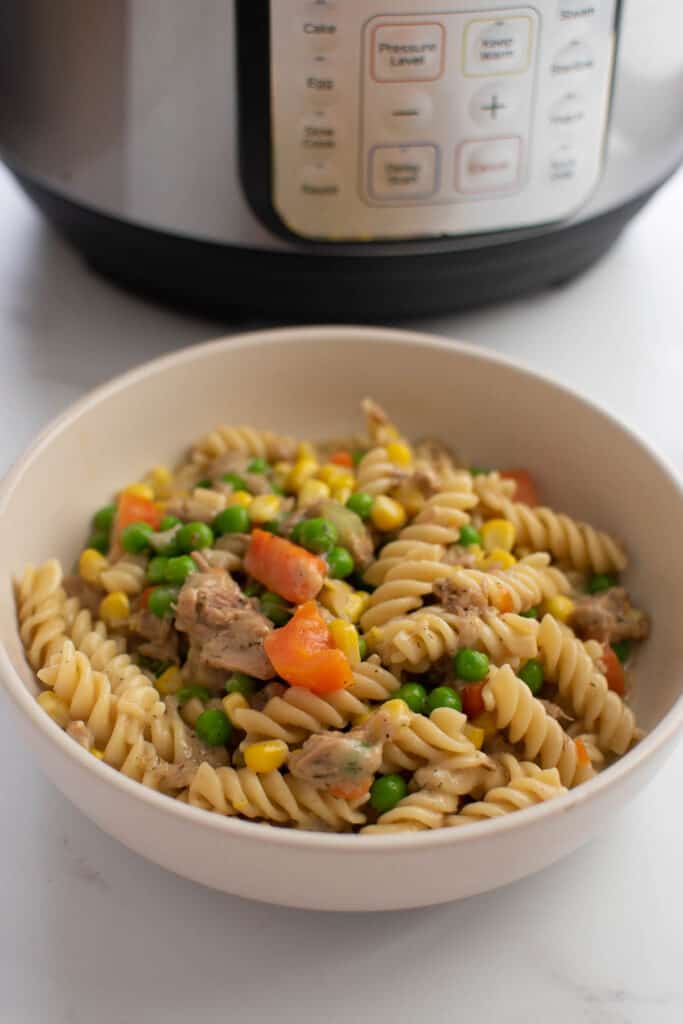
(371, 495, 407, 532)
(297, 478, 330, 508)
(297, 441, 317, 461)
(478, 547, 517, 570)
(79, 548, 108, 583)
(330, 484, 353, 504)
(249, 494, 282, 524)
(227, 489, 252, 508)
(287, 458, 319, 492)
(347, 590, 370, 624)
(364, 626, 384, 651)
(272, 461, 293, 488)
(463, 723, 485, 750)
(222, 692, 249, 721)
(471, 711, 498, 737)
(244, 739, 289, 773)
(99, 591, 130, 626)
(480, 518, 517, 554)
(122, 483, 155, 501)
(91, 747, 105, 760)
(329, 618, 361, 665)
(386, 440, 413, 467)
(155, 666, 183, 696)
(148, 465, 173, 500)
(381, 698, 412, 727)
(37, 691, 70, 729)
(544, 594, 575, 623)
(317, 463, 355, 489)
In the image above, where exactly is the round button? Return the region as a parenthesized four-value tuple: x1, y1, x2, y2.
(549, 145, 579, 182)
(300, 16, 338, 53)
(549, 92, 585, 127)
(470, 82, 520, 124)
(299, 162, 341, 197)
(302, 63, 339, 107)
(382, 90, 434, 136)
(558, 1, 600, 22)
(551, 39, 594, 75)
(299, 109, 338, 151)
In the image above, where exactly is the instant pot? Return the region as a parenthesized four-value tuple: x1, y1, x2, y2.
(1, 1, 682, 317)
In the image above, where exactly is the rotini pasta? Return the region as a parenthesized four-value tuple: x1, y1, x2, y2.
(16, 399, 647, 835)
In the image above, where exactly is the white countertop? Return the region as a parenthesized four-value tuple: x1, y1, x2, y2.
(1, 163, 682, 1023)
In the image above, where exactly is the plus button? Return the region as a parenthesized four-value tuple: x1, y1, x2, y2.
(480, 93, 506, 120)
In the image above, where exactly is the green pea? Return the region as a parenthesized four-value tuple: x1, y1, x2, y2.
(458, 524, 482, 547)
(159, 515, 181, 531)
(196, 478, 212, 489)
(588, 573, 617, 594)
(165, 555, 197, 586)
(148, 585, 180, 619)
(136, 654, 171, 677)
(270, 483, 285, 496)
(147, 556, 169, 585)
(247, 457, 268, 474)
(225, 672, 257, 696)
(345, 492, 374, 520)
(327, 546, 354, 579)
(395, 682, 428, 714)
(454, 648, 490, 682)
(221, 472, 247, 492)
(427, 686, 463, 713)
(520, 606, 539, 619)
(213, 506, 250, 536)
(370, 774, 407, 813)
(261, 518, 282, 535)
(176, 684, 210, 706)
(358, 636, 367, 661)
(243, 581, 262, 598)
(518, 658, 544, 695)
(295, 517, 339, 554)
(120, 521, 154, 554)
(195, 708, 233, 746)
(86, 531, 110, 555)
(351, 449, 365, 467)
(469, 466, 490, 476)
(93, 503, 117, 532)
(611, 640, 631, 664)
(260, 592, 292, 626)
(176, 521, 214, 553)
(156, 533, 181, 558)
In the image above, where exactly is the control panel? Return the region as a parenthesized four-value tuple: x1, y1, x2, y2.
(269, 1, 617, 241)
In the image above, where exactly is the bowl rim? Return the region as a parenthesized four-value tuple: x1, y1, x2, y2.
(2, 323, 682, 852)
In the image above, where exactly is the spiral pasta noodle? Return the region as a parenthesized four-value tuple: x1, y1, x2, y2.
(413, 746, 494, 796)
(346, 656, 401, 702)
(355, 446, 407, 497)
(537, 614, 638, 754)
(230, 685, 368, 742)
(362, 790, 459, 833)
(483, 664, 595, 787)
(380, 706, 473, 772)
(189, 425, 298, 468)
(100, 556, 146, 596)
(446, 769, 566, 826)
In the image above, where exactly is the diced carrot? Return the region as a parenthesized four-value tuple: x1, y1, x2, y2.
(601, 643, 625, 696)
(140, 586, 154, 610)
(329, 450, 353, 468)
(114, 492, 162, 537)
(575, 737, 591, 767)
(494, 589, 514, 613)
(244, 529, 327, 604)
(461, 682, 486, 718)
(329, 778, 372, 801)
(501, 469, 539, 507)
(264, 601, 352, 693)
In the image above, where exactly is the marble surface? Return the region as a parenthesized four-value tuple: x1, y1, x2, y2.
(1, 162, 682, 1023)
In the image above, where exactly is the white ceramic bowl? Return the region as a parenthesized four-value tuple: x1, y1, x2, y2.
(2, 326, 682, 911)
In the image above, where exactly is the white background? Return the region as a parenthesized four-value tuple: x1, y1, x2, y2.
(1, 163, 682, 1023)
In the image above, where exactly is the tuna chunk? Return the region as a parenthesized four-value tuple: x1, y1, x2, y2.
(288, 709, 398, 791)
(432, 578, 488, 615)
(129, 608, 179, 663)
(570, 587, 649, 644)
(62, 575, 103, 615)
(175, 569, 275, 680)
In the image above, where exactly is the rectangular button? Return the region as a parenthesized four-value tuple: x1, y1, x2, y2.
(371, 23, 445, 82)
(463, 17, 532, 76)
(456, 137, 521, 193)
(369, 144, 438, 200)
